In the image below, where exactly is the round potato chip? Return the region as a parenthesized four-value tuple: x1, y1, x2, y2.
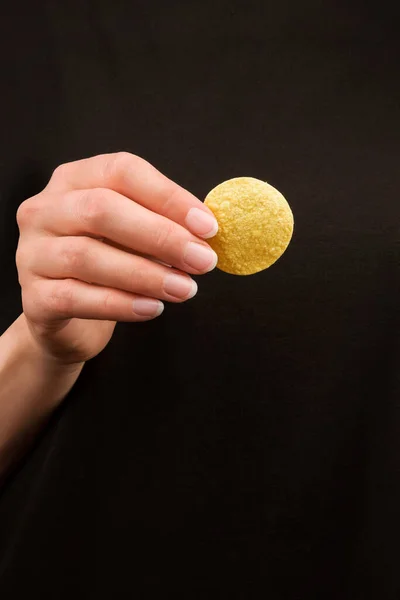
(204, 177, 294, 275)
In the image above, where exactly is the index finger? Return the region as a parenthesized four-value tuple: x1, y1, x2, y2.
(46, 152, 218, 239)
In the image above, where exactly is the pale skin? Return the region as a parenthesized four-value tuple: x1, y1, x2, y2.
(0, 152, 218, 480)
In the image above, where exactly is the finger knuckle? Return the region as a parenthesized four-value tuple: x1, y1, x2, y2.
(103, 151, 143, 184)
(128, 262, 149, 292)
(59, 238, 89, 275)
(16, 196, 42, 229)
(16, 255, 30, 288)
(114, 151, 133, 166)
(75, 188, 108, 230)
(21, 285, 37, 320)
(163, 183, 182, 214)
(21, 279, 57, 322)
(153, 221, 175, 253)
(45, 279, 75, 316)
(103, 151, 131, 178)
(15, 241, 32, 273)
(101, 289, 115, 313)
(51, 162, 70, 181)
(17, 269, 28, 288)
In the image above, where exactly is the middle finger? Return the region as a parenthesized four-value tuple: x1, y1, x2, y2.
(41, 187, 218, 275)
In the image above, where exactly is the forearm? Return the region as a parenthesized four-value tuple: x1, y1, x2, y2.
(0, 314, 84, 479)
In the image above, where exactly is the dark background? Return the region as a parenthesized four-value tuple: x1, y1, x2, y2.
(0, 1, 399, 598)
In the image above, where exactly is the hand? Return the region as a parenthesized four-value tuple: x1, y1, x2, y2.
(16, 152, 218, 365)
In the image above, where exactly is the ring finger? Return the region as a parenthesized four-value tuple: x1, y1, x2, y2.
(30, 236, 198, 302)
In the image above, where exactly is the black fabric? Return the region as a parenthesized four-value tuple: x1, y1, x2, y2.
(0, 1, 399, 597)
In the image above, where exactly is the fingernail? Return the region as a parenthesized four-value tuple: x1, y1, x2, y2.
(185, 208, 218, 239)
(133, 297, 164, 317)
(184, 242, 218, 272)
(164, 274, 198, 300)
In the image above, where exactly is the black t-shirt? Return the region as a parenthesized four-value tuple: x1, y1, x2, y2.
(0, 1, 399, 598)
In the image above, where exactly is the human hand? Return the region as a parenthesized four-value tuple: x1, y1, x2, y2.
(16, 153, 218, 365)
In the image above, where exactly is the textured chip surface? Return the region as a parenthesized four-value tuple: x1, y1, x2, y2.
(204, 177, 294, 275)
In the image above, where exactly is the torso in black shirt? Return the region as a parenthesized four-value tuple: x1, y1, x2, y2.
(0, 1, 399, 598)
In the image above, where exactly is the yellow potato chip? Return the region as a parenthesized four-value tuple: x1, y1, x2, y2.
(204, 177, 294, 275)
